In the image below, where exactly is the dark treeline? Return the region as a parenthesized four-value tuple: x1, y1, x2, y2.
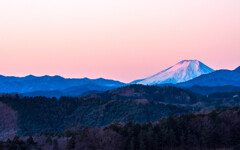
(106, 107, 240, 150)
(0, 85, 240, 149)
(1, 107, 240, 150)
(0, 94, 189, 136)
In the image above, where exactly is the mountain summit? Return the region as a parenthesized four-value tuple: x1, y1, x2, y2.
(132, 60, 214, 85)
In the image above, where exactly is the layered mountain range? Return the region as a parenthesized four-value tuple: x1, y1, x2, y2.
(0, 60, 240, 143)
(132, 60, 240, 95)
(0, 60, 239, 97)
(0, 75, 126, 97)
(177, 66, 240, 87)
(1, 84, 239, 138)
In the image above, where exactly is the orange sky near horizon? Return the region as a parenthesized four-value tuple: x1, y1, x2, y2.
(0, 0, 240, 83)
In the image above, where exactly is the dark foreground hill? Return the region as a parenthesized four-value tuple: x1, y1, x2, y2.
(0, 107, 240, 150)
(85, 84, 204, 104)
(0, 95, 189, 138)
(0, 85, 239, 140)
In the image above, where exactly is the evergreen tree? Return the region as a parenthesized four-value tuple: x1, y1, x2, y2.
(139, 131, 146, 150)
(168, 129, 176, 150)
(53, 139, 59, 150)
(66, 136, 76, 150)
(129, 137, 135, 150)
(0, 141, 3, 150)
(27, 136, 35, 145)
(46, 136, 52, 145)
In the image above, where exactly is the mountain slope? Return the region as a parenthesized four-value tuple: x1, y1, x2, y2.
(132, 60, 214, 85)
(187, 85, 240, 95)
(0, 85, 239, 138)
(177, 66, 240, 88)
(21, 84, 117, 98)
(0, 75, 126, 95)
(85, 84, 203, 104)
(0, 94, 189, 136)
(0, 101, 18, 140)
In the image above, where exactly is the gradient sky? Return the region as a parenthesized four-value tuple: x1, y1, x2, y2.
(0, 0, 240, 83)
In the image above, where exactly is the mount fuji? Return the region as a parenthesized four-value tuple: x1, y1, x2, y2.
(132, 60, 214, 85)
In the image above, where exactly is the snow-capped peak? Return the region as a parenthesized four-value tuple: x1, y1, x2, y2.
(133, 60, 214, 85)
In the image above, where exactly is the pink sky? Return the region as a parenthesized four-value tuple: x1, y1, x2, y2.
(0, 0, 240, 83)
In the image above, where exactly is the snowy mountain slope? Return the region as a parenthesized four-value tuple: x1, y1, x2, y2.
(133, 60, 214, 85)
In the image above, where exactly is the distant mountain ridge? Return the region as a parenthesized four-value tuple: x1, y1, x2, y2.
(177, 66, 240, 87)
(132, 60, 214, 85)
(0, 75, 126, 96)
(21, 84, 118, 98)
(235, 66, 240, 72)
(0, 61, 239, 98)
(187, 85, 240, 95)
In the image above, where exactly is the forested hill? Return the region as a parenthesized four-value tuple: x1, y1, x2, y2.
(0, 85, 239, 139)
(85, 84, 204, 104)
(1, 107, 240, 150)
(0, 95, 189, 138)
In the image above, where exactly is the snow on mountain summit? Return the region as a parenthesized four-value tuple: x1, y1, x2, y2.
(134, 60, 214, 85)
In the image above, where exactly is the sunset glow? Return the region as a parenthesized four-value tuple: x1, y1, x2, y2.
(0, 0, 240, 82)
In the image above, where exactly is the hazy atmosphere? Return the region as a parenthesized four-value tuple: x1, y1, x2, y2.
(1, 1, 240, 150)
(0, 0, 240, 82)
